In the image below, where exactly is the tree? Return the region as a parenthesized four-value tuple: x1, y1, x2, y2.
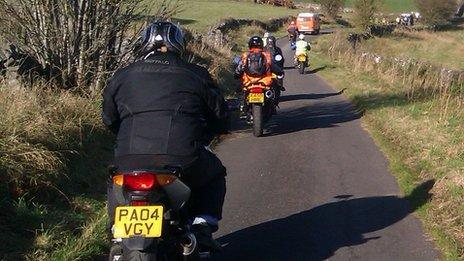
(352, 0, 382, 30)
(415, 0, 456, 26)
(318, 0, 345, 20)
(0, 0, 181, 90)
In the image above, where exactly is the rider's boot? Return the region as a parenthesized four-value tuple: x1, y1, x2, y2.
(192, 223, 222, 252)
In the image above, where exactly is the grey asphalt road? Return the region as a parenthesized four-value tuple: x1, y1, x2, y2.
(211, 39, 438, 260)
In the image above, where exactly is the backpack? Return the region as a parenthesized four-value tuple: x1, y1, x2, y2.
(245, 51, 268, 77)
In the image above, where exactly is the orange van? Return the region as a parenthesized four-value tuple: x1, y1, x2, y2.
(296, 13, 321, 35)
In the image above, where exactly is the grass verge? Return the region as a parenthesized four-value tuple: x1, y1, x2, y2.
(0, 86, 113, 260)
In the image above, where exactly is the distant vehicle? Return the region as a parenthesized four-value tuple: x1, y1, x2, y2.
(396, 13, 414, 26)
(296, 13, 320, 35)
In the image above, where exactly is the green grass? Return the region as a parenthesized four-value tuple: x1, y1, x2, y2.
(0, 87, 113, 260)
(174, 0, 299, 31)
(311, 38, 464, 259)
(354, 25, 464, 70)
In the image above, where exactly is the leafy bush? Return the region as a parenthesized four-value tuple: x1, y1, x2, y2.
(415, 0, 456, 26)
(318, 0, 345, 19)
(352, 0, 383, 30)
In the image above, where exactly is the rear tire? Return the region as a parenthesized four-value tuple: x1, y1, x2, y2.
(109, 244, 123, 261)
(252, 104, 263, 137)
(299, 62, 305, 74)
(123, 249, 158, 261)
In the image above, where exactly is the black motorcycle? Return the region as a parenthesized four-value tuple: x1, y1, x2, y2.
(108, 167, 210, 261)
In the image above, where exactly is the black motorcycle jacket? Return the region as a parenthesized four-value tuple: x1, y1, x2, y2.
(266, 46, 285, 69)
(102, 52, 229, 159)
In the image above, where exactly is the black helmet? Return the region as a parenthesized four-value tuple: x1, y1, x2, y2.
(139, 21, 186, 58)
(248, 36, 264, 49)
(267, 36, 277, 48)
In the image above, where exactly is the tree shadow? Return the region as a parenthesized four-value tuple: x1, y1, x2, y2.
(284, 66, 296, 70)
(171, 18, 197, 25)
(319, 30, 334, 35)
(213, 180, 435, 261)
(307, 65, 327, 74)
(264, 98, 362, 136)
(335, 18, 352, 28)
(279, 89, 345, 103)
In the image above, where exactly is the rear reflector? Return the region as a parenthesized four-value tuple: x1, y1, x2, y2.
(250, 87, 263, 93)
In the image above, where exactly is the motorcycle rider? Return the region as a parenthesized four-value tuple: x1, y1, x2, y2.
(265, 36, 286, 94)
(265, 36, 284, 69)
(102, 21, 228, 251)
(263, 32, 270, 47)
(295, 34, 311, 66)
(235, 36, 284, 116)
(287, 21, 299, 42)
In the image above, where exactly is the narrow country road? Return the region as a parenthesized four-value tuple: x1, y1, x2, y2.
(211, 39, 438, 260)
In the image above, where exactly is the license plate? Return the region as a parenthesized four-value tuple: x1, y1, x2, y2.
(113, 206, 164, 239)
(248, 93, 265, 103)
(298, 56, 307, 62)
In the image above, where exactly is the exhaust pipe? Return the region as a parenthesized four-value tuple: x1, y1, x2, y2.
(265, 90, 274, 99)
(181, 233, 197, 256)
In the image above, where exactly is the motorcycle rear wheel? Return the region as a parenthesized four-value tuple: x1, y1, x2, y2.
(299, 62, 305, 74)
(123, 249, 158, 261)
(252, 104, 263, 137)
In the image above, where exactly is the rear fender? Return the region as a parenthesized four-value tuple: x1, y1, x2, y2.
(122, 237, 157, 251)
(162, 179, 191, 211)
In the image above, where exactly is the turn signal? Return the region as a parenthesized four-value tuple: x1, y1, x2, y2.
(156, 175, 177, 186)
(113, 175, 124, 186)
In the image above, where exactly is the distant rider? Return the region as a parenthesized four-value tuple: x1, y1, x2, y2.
(295, 34, 311, 65)
(265, 36, 286, 94)
(235, 36, 284, 116)
(263, 32, 270, 47)
(287, 21, 299, 42)
(265, 36, 284, 69)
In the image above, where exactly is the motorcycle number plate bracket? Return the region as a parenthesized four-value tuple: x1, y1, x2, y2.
(113, 206, 164, 239)
(248, 93, 265, 104)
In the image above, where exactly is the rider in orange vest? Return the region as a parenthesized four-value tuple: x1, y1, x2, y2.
(235, 36, 283, 89)
(234, 36, 284, 116)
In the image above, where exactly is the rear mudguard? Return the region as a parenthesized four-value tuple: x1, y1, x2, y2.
(122, 237, 157, 251)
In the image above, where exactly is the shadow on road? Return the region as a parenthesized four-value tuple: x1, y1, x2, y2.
(280, 89, 345, 102)
(213, 180, 435, 261)
(265, 98, 360, 136)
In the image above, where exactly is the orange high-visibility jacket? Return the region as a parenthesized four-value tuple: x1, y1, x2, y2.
(240, 49, 273, 87)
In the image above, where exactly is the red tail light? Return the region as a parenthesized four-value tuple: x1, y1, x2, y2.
(112, 172, 178, 191)
(250, 87, 263, 93)
(124, 172, 158, 191)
